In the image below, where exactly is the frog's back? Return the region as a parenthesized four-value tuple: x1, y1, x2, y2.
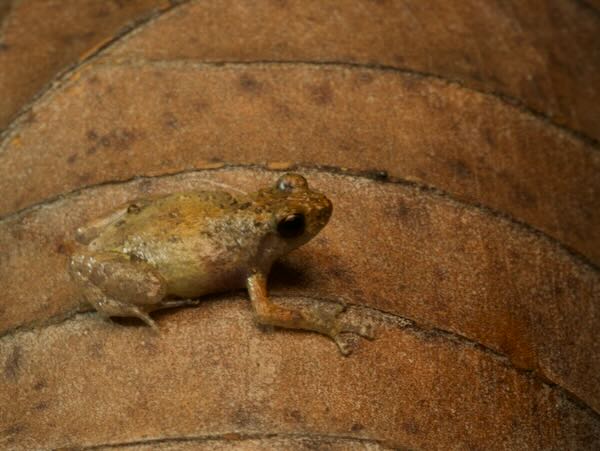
(88, 190, 242, 252)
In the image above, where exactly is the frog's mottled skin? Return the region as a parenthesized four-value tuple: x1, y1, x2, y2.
(70, 174, 373, 354)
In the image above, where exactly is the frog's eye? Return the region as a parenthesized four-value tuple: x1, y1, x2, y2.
(276, 173, 308, 192)
(277, 213, 305, 238)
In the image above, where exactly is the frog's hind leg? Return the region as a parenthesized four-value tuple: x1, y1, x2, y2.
(83, 283, 159, 331)
(70, 251, 167, 330)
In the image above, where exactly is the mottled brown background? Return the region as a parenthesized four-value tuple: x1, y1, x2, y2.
(0, 1, 599, 449)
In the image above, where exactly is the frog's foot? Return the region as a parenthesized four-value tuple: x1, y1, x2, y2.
(246, 272, 374, 356)
(332, 334, 355, 356)
(94, 296, 159, 332)
(311, 305, 375, 355)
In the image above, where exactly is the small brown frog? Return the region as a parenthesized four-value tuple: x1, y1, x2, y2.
(70, 173, 373, 354)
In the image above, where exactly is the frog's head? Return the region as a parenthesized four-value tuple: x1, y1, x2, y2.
(254, 173, 332, 260)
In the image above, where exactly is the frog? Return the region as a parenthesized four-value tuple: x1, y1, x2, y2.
(69, 173, 373, 355)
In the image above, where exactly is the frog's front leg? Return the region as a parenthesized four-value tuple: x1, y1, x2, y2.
(246, 272, 374, 355)
(70, 251, 167, 330)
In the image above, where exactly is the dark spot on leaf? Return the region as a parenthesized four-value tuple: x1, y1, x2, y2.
(565, 275, 579, 291)
(351, 423, 364, 432)
(56, 242, 69, 254)
(4, 346, 21, 381)
(78, 172, 92, 183)
(392, 200, 431, 230)
(97, 128, 136, 151)
(403, 420, 420, 434)
(3, 424, 24, 439)
(34, 401, 49, 411)
(232, 409, 253, 427)
(327, 265, 354, 284)
(95, 7, 110, 17)
(355, 72, 374, 84)
(483, 128, 496, 147)
(239, 74, 262, 93)
(33, 380, 47, 391)
(87, 130, 99, 141)
(395, 202, 410, 218)
(0, 43, 9, 52)
(514, 186, 538, 208)
(434, 267, 448, 281)
(446, 158, 472, 179)
(88, 341, 105, 358)
(61, 31, 96, 45)
(67, 153, 78, 164)
(287, 409, 303, 422)
(9, 223, 26, 240)
(163, 112, 180, 130)
(193, 99, 210, 113)
(553, 282, 564, 297)
(115, 220, 126, 227)
(309, 82, 333, 105)
(86, 146, 97, 155)
(272, 102, 294, 120)
(496, 170, 538, 209)
(394, 54, 405, 64)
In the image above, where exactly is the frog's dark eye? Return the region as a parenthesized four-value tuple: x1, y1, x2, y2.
(277, 213, 305, 238)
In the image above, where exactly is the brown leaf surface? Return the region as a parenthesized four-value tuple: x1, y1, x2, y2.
(105, 0, 600, 141)
(0, 0, 170, 131)
(1, 2, 599, 449)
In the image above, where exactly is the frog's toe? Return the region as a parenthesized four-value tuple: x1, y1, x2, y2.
(122, 304, 160, 332)
(338, 320, 375, 340)
(137, 311, 159, 332)
(333, 334, 354, 356)
(356, 322, 375, 340)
